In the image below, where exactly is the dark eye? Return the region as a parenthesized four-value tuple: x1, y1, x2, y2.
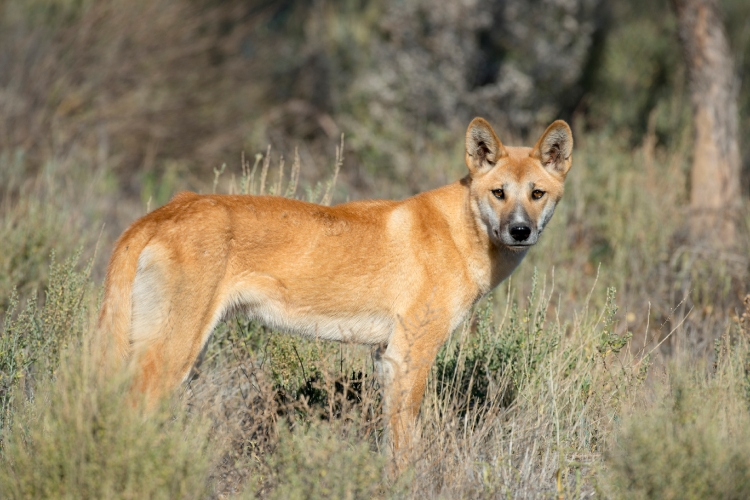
(532, 189, 545, 200)
(491, 189, 505, 200)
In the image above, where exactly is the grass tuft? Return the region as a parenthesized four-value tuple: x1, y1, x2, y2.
(0, 351, 216, 499)
(602, 305, 750, 499)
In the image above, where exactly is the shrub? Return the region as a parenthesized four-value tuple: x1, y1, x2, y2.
(603, 322, 750, 499)
(242, 422, 387, 500)
(0, 353, 216, 499)
(604, 372, 750, 498)
(0, 251, 92, 441)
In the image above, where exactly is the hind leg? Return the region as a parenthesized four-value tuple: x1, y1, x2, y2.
(130, 294, 226, 406)
(128, 245, 226, 406)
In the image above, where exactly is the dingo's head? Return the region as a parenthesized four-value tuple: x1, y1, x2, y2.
(465, 118, 573, 251)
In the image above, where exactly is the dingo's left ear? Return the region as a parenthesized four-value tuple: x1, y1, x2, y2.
(465, 117, 507, 175)
(532, 120, 573, 178)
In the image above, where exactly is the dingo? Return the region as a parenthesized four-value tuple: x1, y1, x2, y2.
(98, 117, 572, 454)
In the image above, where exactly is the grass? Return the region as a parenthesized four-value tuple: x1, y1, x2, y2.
(0, 252, 92, 440)
(1, 122, 748, 498)
(0, 121, 748, 498)
(1, 2, 749, 496)
(603, 310, 750, 499)
(0, 351, 217, 499)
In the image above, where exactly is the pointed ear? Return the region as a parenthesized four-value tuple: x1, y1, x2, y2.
(531, 120, 573, 178)
(465, 117, 507, 174)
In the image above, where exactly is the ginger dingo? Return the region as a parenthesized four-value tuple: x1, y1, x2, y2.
(98, 117, 573, 455)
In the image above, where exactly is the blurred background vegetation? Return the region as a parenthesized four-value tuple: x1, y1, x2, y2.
(2, 0, 748, 196)
(1, 0, 750, 497)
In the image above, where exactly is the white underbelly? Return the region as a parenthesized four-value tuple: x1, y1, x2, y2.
(227, 287, 394, 345)
(257, 307, 393, 345)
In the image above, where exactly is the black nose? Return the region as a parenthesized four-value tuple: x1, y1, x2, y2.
(509, 225, 531, 242)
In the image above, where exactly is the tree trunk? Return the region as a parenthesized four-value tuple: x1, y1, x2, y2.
(672, 0, 740, 246)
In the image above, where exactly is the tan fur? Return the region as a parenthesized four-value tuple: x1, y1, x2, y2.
(98, 118, 573, 458)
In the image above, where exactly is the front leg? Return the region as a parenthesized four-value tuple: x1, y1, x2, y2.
(376, 308, 452, 467)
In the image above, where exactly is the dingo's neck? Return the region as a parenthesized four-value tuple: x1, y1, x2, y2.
(420, 180, 528, 296)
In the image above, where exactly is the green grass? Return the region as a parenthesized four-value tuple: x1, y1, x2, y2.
(1, 1, 749, 495)
(246, 423, 389, 500)
(0, 252, 92, 441)
(0, 252, 217, 499)
(1, 127, 748, 497)
(0, 353, 216, 499)
(604, 325, 750, 499)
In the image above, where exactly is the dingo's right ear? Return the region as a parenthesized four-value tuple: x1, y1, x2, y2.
(465, 118, 506, 174)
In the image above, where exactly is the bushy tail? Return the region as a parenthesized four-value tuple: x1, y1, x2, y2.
(97, 227, 153, 368)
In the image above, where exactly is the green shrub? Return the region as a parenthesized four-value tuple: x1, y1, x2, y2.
(244, 422, 387, 500)
(604, 330, 750, 499)
(0, 354, 216, 499)
(433, 271, 632, 417)
(433, 272, 561, 413)
(0, 193, 87, 310)
(0, 251, 92, 441)
(0, 246, 219, 499)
